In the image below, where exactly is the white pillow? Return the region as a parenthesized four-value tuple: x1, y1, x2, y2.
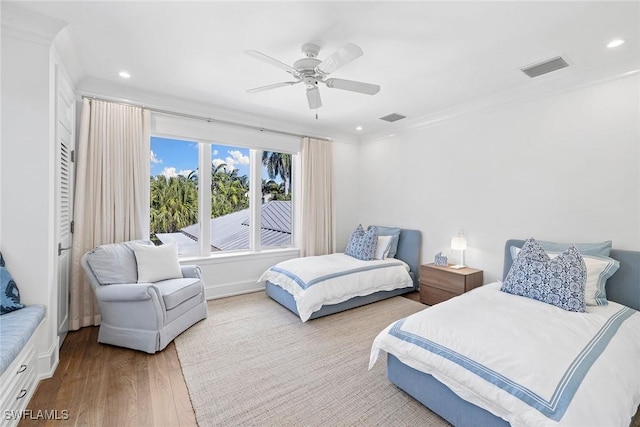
(133, 242, 183, 283)
(510, 246, 619, 306)
(374, 235, 393, 260)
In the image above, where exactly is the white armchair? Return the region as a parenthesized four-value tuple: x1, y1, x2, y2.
(80, 240, 207, 353)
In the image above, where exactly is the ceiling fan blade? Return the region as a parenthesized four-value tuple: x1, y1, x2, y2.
(316, 43, 364, 74)
(325, 78, 380, 95)
(244, 49, 298, 75)
(306, 87, 322, 109)
(246, 81, 299, 93)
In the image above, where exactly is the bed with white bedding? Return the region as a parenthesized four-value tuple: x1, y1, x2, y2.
(370, 239, 640, 427)
(260, 227, 421, 322)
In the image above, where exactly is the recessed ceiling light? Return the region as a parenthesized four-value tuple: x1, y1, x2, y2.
(119, 71, 131, 79)
(607, 39, 625, 48)
(356, 126, 363, 131)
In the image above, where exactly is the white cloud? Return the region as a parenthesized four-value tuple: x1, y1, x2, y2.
(161, 167, 192, 178)
(212, 150, 248, 173)
(150, 150, 162, 164)
(212, 149, 219, 156)
(228, 150, 249, 165)
(225, 158, 237, 171)
(212, 158, 226, 169)
(162, 167, 178, 178)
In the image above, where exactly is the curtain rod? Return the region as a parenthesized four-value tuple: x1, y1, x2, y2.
(80, 95, 331, 142)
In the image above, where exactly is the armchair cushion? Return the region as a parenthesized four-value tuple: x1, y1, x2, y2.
(180, 265, 201, 279)
(152, 278, 203, 310)
(86, 240, 152, 285)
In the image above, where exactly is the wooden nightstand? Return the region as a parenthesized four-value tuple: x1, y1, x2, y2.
(419, 264, 483, 305)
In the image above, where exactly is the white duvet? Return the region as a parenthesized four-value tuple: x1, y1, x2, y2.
(370, 282, 640, 427)
(259, 253, 413, 322)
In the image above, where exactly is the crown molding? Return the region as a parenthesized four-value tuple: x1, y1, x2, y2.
(361, 55, 640, 145)
(1, 4, 66, 46)
(51, 27, 84, 87)
(78, 78, 360, 145)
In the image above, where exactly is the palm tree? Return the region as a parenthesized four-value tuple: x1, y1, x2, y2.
(211, 164, 250, 217)
(187, 169, 198, 184)
(261, 179, 288, 202)
(262, 152, 291, 195)
(150, 175, 198, 236)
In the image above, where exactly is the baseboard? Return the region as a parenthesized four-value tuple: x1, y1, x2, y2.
(37, 338, 59, 380)
(205, 280, 265, 300)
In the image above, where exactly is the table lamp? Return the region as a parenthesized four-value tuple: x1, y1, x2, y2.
(450, 230, 467, 269)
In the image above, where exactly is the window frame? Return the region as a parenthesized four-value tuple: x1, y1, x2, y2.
(150, 113, 300, 259)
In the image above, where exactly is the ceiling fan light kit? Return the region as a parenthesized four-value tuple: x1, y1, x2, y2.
(245, 42, 381, 109)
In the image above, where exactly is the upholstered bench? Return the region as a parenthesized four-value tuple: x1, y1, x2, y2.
(0, 305, 45, 425)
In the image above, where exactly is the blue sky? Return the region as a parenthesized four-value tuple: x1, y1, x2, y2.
(151, 136, 251, 179)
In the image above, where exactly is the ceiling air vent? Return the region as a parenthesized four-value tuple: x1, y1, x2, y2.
(521, 56, 569, 78)
(379, 113, 406, 123)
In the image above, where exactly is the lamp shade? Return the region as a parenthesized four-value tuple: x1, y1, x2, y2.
(451, 235, 467, 251)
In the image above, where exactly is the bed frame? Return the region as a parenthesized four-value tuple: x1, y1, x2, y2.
(266, 228, 421, 320)
(387, 239, 640, 427)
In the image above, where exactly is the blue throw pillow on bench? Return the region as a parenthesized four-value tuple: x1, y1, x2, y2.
(345, 224, 379, 261)
(1, 252, 24, 315)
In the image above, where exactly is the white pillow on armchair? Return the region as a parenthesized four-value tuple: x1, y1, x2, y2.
(133, 242, 183, 283)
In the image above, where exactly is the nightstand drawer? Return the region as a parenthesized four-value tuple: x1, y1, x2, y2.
(421, 268, 466, 293)
(421, 285, 458, 306)
(419, 263, 483, 305)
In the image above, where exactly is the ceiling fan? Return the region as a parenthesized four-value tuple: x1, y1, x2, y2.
(244, 42, 380, 109)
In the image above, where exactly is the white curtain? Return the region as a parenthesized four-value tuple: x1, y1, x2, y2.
(300, 137, 334, 256)
(69, 99, 150, 330)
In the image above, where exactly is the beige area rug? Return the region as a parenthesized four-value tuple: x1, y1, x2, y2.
(174, 292, 452, 426)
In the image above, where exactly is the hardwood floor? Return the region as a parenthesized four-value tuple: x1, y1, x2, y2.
(402, 290, 421, 303)
(21, 295, 422, 427)
(20, 327, 196, 427)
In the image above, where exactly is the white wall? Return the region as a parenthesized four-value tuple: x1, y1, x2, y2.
(351, 74, 640, 283)
(333, 140, 362, 251)
(1, 28, 59, 372)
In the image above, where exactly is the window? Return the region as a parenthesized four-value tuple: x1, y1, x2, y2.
(150, 137, 199, 255)
(149, 133, 295, 257)
(210, 145, 251, 251)
(260, 151, 292, 248)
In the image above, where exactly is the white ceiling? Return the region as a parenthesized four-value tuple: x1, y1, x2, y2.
(9, 1, 640, 140)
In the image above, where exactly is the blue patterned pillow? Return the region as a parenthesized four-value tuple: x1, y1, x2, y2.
(501, 238, 587, 312)
(345, 224, 364, 254)
(1, 252, 24, 315)
(345, 225, 379, 261)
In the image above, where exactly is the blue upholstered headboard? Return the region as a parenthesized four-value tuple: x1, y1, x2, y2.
(394, 228, 422, 289)
(503, 239, 640, 311)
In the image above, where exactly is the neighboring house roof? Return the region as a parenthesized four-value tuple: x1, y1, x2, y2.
(157, 200, 291, 253)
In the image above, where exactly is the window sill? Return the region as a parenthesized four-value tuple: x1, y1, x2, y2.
(178, 247, 300, 265)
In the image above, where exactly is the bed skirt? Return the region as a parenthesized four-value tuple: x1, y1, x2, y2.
(387, 353, 509, 427)
(265, 281, 415, 321)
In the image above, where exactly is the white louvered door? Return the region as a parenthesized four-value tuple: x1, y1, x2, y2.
(56, 65, 75, 345)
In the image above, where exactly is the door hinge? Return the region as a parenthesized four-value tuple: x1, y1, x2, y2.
(70, 220, 74, 234)
(71, 150, 75, 163)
